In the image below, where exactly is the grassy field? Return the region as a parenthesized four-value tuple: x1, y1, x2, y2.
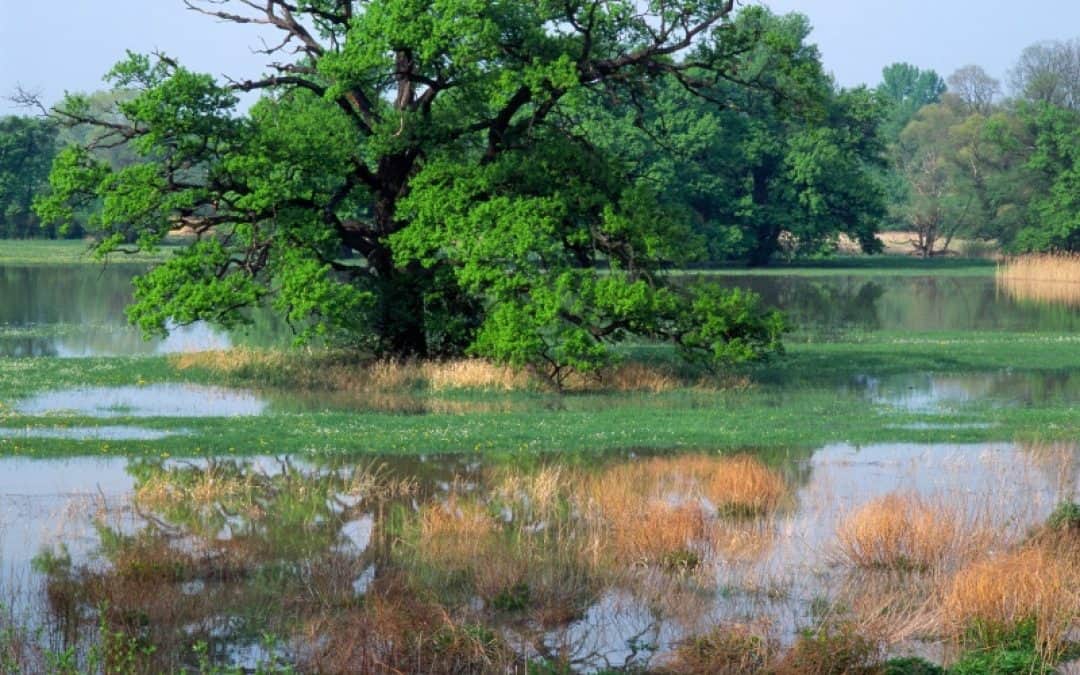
(1, 330, 1077, 457)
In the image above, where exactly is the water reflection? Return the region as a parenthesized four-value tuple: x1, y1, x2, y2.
(0, 442, 1073, 672)
(0, 265, 283, 357)
(704, 274, 1080, 335)
(854, 370, 1080, 412)
(16, 384, 267, 418)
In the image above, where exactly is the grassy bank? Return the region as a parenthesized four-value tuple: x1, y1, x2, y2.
(1, 330, 1077, 458)
(0, 239, 177, 266)
(680, 256, 997, 277)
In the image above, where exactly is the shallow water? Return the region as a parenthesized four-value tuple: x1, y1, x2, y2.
(0, 441, 1075, 670)
(15, 383, 267, 418)
(2, 263, 1078, 669)
(5, 266, 1080, 359)
(0, 425, 186, 440)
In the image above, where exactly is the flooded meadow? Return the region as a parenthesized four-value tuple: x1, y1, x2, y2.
(0, 262, 1078, 673)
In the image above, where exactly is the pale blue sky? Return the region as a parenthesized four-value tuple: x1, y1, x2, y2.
(3, 0, 1080, 112)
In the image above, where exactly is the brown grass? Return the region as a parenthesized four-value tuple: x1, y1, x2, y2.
(576, 455, 786, 568)
(997, 254, 1080, 307)
(941, 543, 1080, 658)
(172, 349, 532, 392)
(773, 620, 884, 675)
(835, 493, 981, 571)
(706, 455, 789, 516)
(171, 348, 718, 395)
(416, 495, 498, 568)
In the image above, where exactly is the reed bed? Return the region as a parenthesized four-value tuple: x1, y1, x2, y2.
(997, 253, 1080, 307)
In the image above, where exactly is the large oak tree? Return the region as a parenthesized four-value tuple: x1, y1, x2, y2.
(37, 0, 791, 375)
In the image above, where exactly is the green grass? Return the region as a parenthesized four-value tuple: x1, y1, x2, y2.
(1, 329, 1077, 458)
(0, 239, 176, 266)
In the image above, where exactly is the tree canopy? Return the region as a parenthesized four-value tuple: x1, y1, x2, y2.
(37, 0, 811, 376)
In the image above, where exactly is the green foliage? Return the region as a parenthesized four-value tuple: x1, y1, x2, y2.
(588, 8, 887, 265)
(951, 617, 1056, 675)
(882, 656, 945, 674)
(1014, 102, 1080, 252)
(37, 1, 796, 374)
(0, 116, 64, 238)
(1045, 501, 1080, 532)
(877, 63, 947, 142)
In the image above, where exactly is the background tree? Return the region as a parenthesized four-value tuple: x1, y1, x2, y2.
(947, 64, 1001, 115)
(36, 0, 790, 377)
(1009, 39, 1080, 110)
(587, 8, 885, 266)
(0, 116, 63, 238)
(876, 62, 947, 142)
(1013, 102, 1080, 252)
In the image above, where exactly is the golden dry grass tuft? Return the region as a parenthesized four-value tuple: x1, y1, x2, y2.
(706, 455, 789, 516)
(941, 543, 1080, 658)
(576, 455, 787, 568)
(997, 254, 1080, 307)
(835, 493, 980, 571)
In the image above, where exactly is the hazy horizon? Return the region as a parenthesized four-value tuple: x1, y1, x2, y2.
(2, 0, 1079, 113)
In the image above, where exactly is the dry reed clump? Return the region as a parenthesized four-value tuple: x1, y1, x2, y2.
(172, 349, 532, 392)
(577, 461, 710, 567)
(576, 455, 787, 568)
(835, 493, 978, 572)
(706, 455, 789, 516)
(941, 544, 1080, 659)
(659, 623, 777, 675)
(299, 586, 519, 675)
(997, 254, 1080, 307)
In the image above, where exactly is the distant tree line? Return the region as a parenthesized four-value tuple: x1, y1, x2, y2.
(876, 38, 1080, 255)
(7, 20, 1080, 259)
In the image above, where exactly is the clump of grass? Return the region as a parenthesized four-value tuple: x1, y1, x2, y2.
(706, 455, 789, 516)
(660, 623, 776, 674)
(576, 455, 786, 569)
(941, 544, 1080, 661)
(1044, 501, 1080, 534)
(997, 254, 1080, 307)
(173, 349, 533, 392)
(835, 493, 974, 571)
(773, 620, 883, 675)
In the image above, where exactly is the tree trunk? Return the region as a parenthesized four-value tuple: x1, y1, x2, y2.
(746, 166, 780, 267)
